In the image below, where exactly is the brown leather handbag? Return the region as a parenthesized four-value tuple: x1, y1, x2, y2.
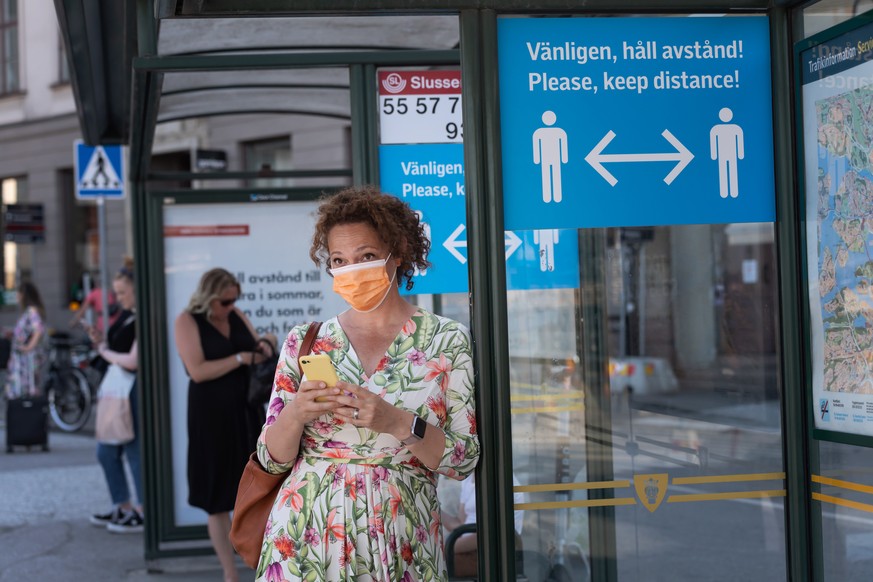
(230, 321, 322, 569)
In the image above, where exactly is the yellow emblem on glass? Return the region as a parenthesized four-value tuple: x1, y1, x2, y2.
(634, 473, 669, 512)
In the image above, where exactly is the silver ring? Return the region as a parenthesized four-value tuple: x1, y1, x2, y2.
(353, 408, 359, 420)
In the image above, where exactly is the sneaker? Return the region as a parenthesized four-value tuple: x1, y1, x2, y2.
(89, 506, 123, 527)
(106, 509, 144, 534)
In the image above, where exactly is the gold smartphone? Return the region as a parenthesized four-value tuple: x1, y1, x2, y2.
(300, 354, 339, 401)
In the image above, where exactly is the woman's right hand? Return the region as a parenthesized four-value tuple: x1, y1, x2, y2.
(84, 324, 102, 345)
(265, 380, 337, 465)
(283, 380, 340, 424)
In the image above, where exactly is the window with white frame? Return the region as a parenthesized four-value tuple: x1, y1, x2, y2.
(0, 0, 18, 95)
(58, 30, 70, 85)
(243, 136, 293, 188)
(1, 177, 32, 299)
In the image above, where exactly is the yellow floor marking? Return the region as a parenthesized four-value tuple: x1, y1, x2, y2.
(668, 490, 786, 503)
(516, 498, 637, 511)
(813, 493, 873, 514)
(812, 474, 873, 495)
(672, 472, 785, 485)
(515, 480, 630, 494)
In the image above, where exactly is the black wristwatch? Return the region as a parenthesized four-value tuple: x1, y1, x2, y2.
(401, 415, 427, 446)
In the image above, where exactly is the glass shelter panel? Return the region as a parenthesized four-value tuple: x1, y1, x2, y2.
(796, 9, 873, 580)
(496, 13, 785, 580)
(817, 440, 873, 580)
(507, 225, 786, 581)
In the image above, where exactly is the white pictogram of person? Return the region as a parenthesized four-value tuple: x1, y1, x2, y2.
(414, 211, 430, 276)
(533, 111, 569, 204)
(710, 107, 744, 199)
(533, 229, 560, 272)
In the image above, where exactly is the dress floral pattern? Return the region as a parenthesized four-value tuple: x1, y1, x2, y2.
(5, 306, 47, 399)
(255, 309, 479, 582)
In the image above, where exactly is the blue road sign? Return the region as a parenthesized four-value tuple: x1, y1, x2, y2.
(379, 143, 579, 293)
(74, 141, 125, 199)
(498, 16, 775, 231)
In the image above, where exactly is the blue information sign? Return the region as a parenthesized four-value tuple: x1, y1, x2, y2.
(379, 144, 579, 293)
(380, 144, 468, 295)
(75, 141, 125, 199)
(498, 17, 775, 231)
(506, 229, 580, 291)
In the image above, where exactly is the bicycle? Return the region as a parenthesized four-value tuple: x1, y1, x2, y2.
(44, 331, 102, 432)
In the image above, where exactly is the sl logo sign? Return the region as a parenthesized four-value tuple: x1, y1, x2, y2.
(634, 474, 669, 512)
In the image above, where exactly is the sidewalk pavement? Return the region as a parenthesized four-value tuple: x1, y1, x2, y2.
(0, 423, 252, 581)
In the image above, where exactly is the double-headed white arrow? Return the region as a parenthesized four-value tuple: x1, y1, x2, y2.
(443, 224, 523, 265)
(585, 129, 694, 186)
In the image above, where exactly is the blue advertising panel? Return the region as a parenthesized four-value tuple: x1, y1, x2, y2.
(74, 141, 125, 199)
(498, 17, 775, 231)
(379, 144, 580, 293)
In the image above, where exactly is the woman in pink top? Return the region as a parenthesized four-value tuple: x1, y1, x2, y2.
(70, 286, 119, 333)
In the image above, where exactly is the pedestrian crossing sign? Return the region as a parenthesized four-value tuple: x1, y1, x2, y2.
(74, 140, 125, 199)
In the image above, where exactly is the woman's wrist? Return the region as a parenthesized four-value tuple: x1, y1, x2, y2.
(392, 409, 415, 441)
(266, 408, 305, 463)
(279, 402, 304, 429)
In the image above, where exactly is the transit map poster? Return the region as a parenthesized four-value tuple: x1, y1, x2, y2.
(801, 17, 873, 443)
(163, 200, 347, 525)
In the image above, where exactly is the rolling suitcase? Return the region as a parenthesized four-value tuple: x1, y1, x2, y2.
(6, 395, 49, 452)
(0, 337, 10, 370)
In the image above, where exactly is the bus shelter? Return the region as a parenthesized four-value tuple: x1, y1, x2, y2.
(55, 1, 873, 581)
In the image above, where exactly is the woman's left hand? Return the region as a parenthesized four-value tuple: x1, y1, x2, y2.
(248, 334, 278, 365)
(87, 326, 103, 345)
(333, 381, 408, 436)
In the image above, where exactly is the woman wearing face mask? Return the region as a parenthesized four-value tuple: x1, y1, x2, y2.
(253, 186, 480, 581)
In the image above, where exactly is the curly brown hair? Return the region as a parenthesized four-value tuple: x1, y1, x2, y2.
(310, 186, 431, 291)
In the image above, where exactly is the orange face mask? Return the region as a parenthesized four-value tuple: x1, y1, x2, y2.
(330, 255, 396, 312)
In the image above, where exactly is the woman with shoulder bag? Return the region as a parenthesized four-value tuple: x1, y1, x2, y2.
(252, 187, 480, 581)
(88, 258, 144, 533)
(174, 268, 275, 582)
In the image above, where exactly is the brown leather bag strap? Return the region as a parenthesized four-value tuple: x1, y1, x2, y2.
(296, 321, 322, 372)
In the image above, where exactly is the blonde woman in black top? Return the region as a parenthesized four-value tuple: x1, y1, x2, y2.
(175, 268, 274, 582)
(89, 259, 144, 533)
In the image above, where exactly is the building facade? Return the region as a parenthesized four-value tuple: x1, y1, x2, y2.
(0, 0, 127, 329)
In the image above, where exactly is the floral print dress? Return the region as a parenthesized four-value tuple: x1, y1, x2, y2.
(255, 309, 479, 582)
(5, 306, 47, 399)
